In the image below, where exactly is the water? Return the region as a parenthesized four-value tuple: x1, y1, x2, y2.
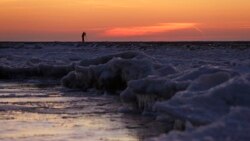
(0, 80, 167, 141)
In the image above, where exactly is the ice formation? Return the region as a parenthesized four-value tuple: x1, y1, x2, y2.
(78, 51, 155, 66)
(63, 49, 250, 140)
(1, 42, 250, 141)
(121, 77, 188, 112)
(148, 107, 250, 141)
(154, 74, 250, 125)
(186, 71, 232, 91)
(62, 51, 163, 92)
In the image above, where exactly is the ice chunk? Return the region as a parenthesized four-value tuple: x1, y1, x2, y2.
(187, 71, 232, 91)
(174, 65, 238, 81)
(121, 77, 189, 112)
(155, 74, 250, 125)
(156, 65, 179, 76)
(62, 56, 157, 92)
(148, 107, 250, 141)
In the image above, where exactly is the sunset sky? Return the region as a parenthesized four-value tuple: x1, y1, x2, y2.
(0, 0, 250, 41)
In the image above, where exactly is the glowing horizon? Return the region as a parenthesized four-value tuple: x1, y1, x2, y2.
(0, 0, 250, 41)
(104, 23, 200, 37)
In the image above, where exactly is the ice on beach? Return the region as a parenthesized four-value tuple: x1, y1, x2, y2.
(63, 57, 153, 90)
(1, 42, 250, 141)
(155, 74, 250, 124)
(148, 107, 250, 141)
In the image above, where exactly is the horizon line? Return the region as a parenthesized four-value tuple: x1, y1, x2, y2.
(1, 40, 250, 43)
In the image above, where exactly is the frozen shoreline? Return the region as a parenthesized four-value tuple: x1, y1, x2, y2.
(1, 42, 250, 141)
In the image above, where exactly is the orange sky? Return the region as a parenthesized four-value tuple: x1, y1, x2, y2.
(0, 0, 250, 41)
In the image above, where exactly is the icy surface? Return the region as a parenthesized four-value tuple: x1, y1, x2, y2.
(1, 42, 250, 141)
(148, 107, 250, 141)
(0, 81, 167, 141)
(155, 74, 250, 124)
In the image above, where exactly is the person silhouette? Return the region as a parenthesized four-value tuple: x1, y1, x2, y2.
(82, 32, 86, 43)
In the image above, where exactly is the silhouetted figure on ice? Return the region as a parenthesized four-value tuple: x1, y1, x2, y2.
(82, 32, 86, 43)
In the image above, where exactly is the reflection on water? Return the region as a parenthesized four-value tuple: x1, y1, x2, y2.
(0, 81, 167, 141)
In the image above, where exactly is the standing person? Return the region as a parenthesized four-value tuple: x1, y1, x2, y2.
(82, 32, 86, 43)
